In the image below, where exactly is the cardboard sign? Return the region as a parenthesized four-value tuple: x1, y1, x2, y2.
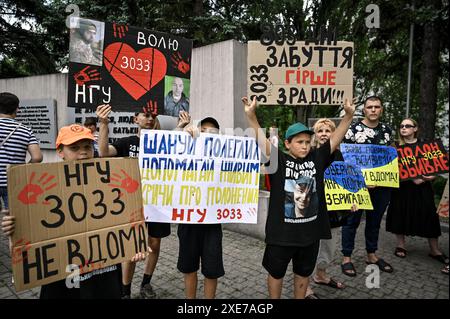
(396, 140, 449, 181)
(67, 17, 192, 116)
(247, 41, 353, 105)
(324, 161, 373, 210)
(437, 179, 449, 218)
(139, 130, 260, 224)
(16, 99, 57, 149)
(340, 144, 400, 188)
(7, 158, 147, 291)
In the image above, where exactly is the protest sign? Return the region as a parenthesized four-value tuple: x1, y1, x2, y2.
(139, 131, 260, 224)
(68, 107, 137, 144)
(324, 161, 373, 210)
(340, 144, 399, 188)
(396, 140, 449, 181)
(7, 158, 147, 291)
(67, 108, 178, 145)
(247, 40, 353, 105)
(67, 17, 192, 116)
(437, 179, 449, 218)
(16, 99, 57, 149)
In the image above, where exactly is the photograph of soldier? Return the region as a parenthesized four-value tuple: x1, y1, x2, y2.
(69, 18, 104, 66)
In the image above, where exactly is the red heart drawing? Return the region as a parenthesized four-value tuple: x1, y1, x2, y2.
(103, 43, 167, 100)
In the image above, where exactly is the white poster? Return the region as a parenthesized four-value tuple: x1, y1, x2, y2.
(139, 130, 260, 224)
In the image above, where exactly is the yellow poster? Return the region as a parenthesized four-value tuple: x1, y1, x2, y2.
(324, 162, 373, 211)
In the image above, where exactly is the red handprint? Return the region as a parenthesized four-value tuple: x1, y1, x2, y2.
(74, 66, 101, 86)
(18, 172, 57, 205)
(171, 52, 190, 74)
(12, 239, 31, 265)
(108, 170, 139, 194)
(113, 23, 128, 38)
(143, 100, 158, 117)
(129, 210, 139, 223)
(129, 208, 144, 229)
